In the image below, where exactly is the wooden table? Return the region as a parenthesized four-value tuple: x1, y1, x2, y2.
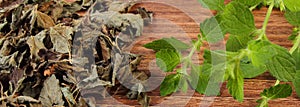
(97, 0, 300, 106)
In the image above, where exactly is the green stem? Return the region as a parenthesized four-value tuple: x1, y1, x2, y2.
(258, 1, 274, 40)
(227, 49, 247, 63)
(257, 1, 280, 86)
(274, 80, 280, 86)
(187, 39, 202, 59)
(249, 3, 260, 11)
(180, 60, 189, 75)
(289, 33, 300, 53)
(180, 38, 203, 75)
(258, 98, 268, 107)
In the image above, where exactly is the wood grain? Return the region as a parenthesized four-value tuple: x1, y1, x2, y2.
(99, 0, 300, 106)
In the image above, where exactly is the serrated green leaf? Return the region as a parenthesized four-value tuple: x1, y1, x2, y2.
(160, 73, 181, 96)
(203, 50, 227, 65)
(240, 58, 267, 78)
(144, 37, 190, 51)
(178, 76, 189, 93)
(226, 35, 252, 52)
(215, 14, 228, 33)
(203, 50, 213, 64)
(284, 10, 300, 27)
(190, 65, 201, 90)
(191, 64, 209, 94)
(227, 62, 244, 102)
(221, 1, 257, 35)
(293, 70, 300, 97)
(257, 84, 292, 107)
(260, 84, 292, 99)
(156, 49, 181, 72)
(233, 0, 262, 7)
(248, 40, 277, 67)
(200, 17, 224, 43)
(292, 47, 300, 70)
(205, 64, 225, 96)
(248, 40, 296, 81)
(198, 0, 225, 11)
(191, 63, 224, 96)
(283, 0, 300, 12)
(265, 44, 296, 81)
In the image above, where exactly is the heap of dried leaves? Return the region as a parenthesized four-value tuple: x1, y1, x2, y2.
(0, 0, 152, 106)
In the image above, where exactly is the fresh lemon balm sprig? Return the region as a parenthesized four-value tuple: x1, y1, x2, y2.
(144, 0, 300, 106)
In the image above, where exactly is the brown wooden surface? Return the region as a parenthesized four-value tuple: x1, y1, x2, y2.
(97, 0, 300, 106)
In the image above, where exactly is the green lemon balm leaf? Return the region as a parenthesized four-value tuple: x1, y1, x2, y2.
(178, 77, 189, 93)
(283, 0, 300, 12)
(221, 1, 257, 35)
(226, 35, 252, 52)
(284, 10, 300, 27)
(160, 73, 181, 96)
(191, 64, 211, 94)
(260, 84, 292, 99)
(203, 50, 227, 65)
(248, 40, 296, 81)
(226, 62, 244, 102)
(248, 40, 276, 67)
(240, 60, 267, 78)
(203, 64, 224, 96)
(257, 84, 292, 107)
(190, 65, 201, 90)
(293, 70, 300, 97)
(200, 17, 224, 43)
(144, 37, 190, 51)
(156, 49, 181, 72)
(233, 0, 262, 7)
(198, 0, 225, 11)
(292, 47, 300, 70)
(265, 44, 296, 81)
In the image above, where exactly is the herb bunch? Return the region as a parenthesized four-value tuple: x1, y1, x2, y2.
(144, 0, 300, 106)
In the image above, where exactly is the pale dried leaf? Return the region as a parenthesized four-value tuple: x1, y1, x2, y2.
(108, 1, 134, 12)
(27, 35, 46, 59)
(51, 6, 64, 22)
(39, 75, 64, 107)
(0, 52, 18, 67)
(36, 11, 55, 29)
(61, 87, 76, 106)
(49, 25, 73, 53)
(79, 65, 112, 88)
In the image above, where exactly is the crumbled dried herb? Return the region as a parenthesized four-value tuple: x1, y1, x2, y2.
(0, 0, 152, 106)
